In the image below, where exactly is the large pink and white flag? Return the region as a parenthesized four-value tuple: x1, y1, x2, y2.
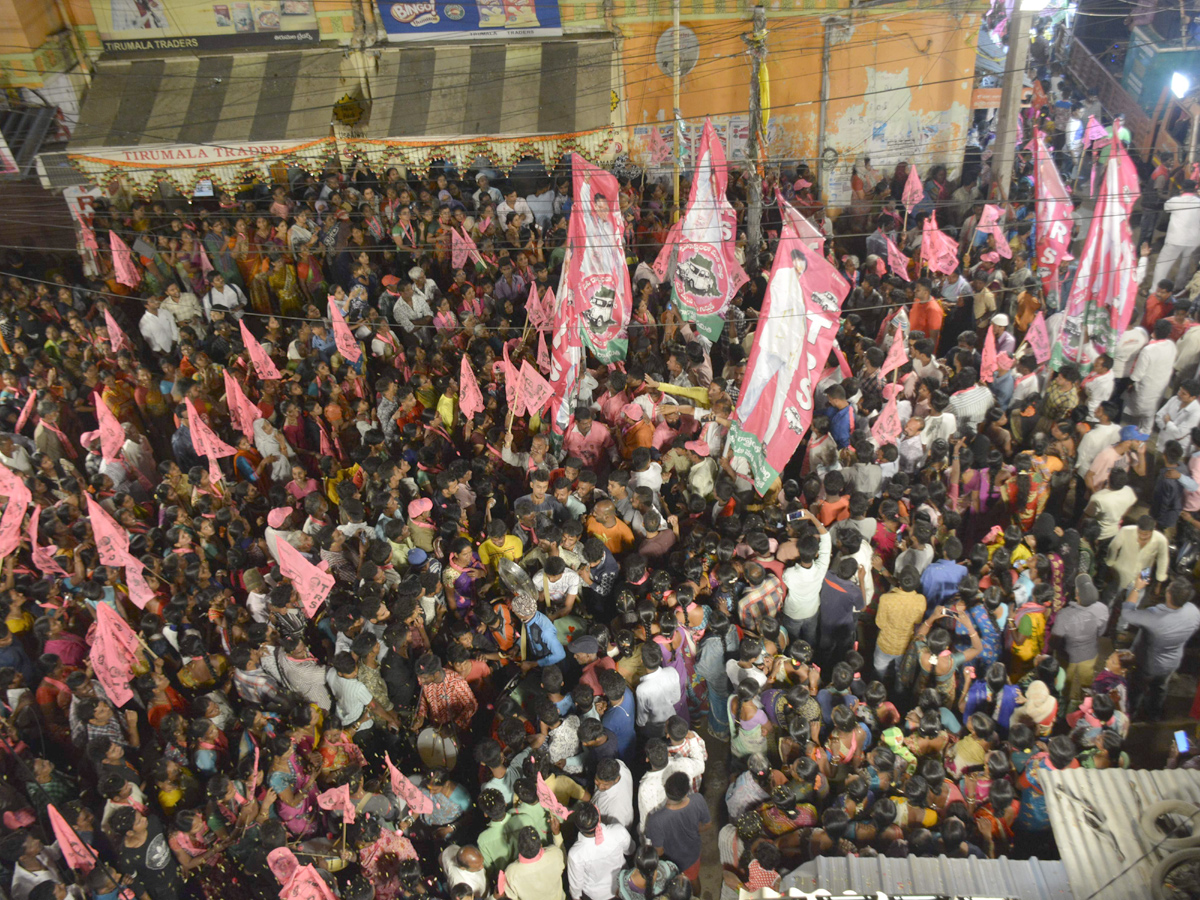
(1031, 131, 1075, 300)
(240, 320, 282, 380)
(652, 119, 748, 341)
(546, 283, 583, 437)
(1058, 126, 1140, 365)
(731, 213, 850, 493)
(563, 154, 632, 363)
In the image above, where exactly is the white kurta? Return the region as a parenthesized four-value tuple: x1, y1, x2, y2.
(1129, 339, 1178, 425)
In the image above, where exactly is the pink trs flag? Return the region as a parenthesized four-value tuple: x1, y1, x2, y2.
(109, 231, 140, 288)
(980, 327, 998, 383)
(91, 603, 140, 706)
(316, 784, 356, 824)
(885, 236, 911, 282)
(871, 394, 902, 447)
(48, 804, 97, 873)
(28, 506, 67, 577)
(880, 334, 909, 379)
(385, 753, 434, 815)
(901, 162, 924, 209)
(240, 319, 282, 380)
(95, 393, 125, 463)
(104, 307, 133, 353)
(223, 369, 259, 441)
(328, 300, 362, 363)
(276, 538, 333, 618)
(1025, 311, 1051, 364)
(85, 493, 131, 567)
(518, 361, 554, 415)
(535, 772, 572, 821)
(280, 865, 339, 900)
(459, 356, 484, 420)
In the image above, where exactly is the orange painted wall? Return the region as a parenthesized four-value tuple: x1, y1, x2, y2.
(0, 0, 65, 51)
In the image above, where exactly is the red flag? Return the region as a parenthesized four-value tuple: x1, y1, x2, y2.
(109, 231, 140, 288)
(48, 804, 97, 873)
(328, 300, 362, 363)
(91, 603, 140, 706)
(85, 493, 131, 567)
(535, 772, 572, 821)
(459, 356, 483, 420)
(880, 334, 909, 379)
(223, 370, 259, 441)
(564, 153, 632, 363)
(871, 394, 902, 447)
(315, 784, 356, 824)
(28, 506, 67, 577)
(1031, 131, 1075, 300)
(276, 539, 333, 618)
(1061, 127, 1141, 361)
(104, 307, 133, 353)
(901, 162, 924, 210)
(885, 236, 911, 282)
(651, 119, 748, 341)
(1025, 311, 1051, 364)
(15, 390, 36, 434)
(537, 331, 551, 373)
(980, 327, 998, 383)
(385, 753, 434, 815)
(732, 212, 849, 493)
(976, 205, 1012, 259)
(240, 319, 282, 380)
(518, 361, 554, 415)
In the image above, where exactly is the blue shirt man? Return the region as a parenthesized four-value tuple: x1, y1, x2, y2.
(602, 684, 636, 762)
(919, 545, 968, 612)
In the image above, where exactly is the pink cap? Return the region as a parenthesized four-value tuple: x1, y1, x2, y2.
(684, 440, 710, 457)
(981, 251, 1000, 263)
(794, 178, 812, 190)
(408, 498, 433, 519)
(267, 507, 292, 528)
(622, 403, 643, 421)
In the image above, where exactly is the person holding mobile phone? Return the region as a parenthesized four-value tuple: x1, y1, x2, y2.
(1118, 576, 1200, 720)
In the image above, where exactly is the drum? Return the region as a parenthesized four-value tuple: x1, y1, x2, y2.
(417, 725, 459, 770)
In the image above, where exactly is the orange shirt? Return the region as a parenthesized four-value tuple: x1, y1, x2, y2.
(586, 516, 635, 554)
(620, 420, 654, 460)
(909, 299, 945, 337)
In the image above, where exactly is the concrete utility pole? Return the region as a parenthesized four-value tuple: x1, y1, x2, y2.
(992, 2, 1038, 200)
(745, 4, 767, 262)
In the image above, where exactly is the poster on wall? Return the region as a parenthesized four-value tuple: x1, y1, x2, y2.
(376, 0, 562, 41)
(93, 0, 319, 52)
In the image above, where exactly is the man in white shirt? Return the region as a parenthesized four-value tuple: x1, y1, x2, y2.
(592, 758, 634, 829)
(1074, 400, 1122, 517)
(779, 509, 830, 646)
(1156, 380, 1200, 448)
(1128, 319, 1178, 431)
(160, 282, 205, 333)
(636, 740, 704, 831)
(1153, 180, 1200, 286)
(441, 845, 489, 899)
(567, 804, 632, 900)
(1081, 353, 1115, 419)
(496, 188, 533, 225)
(138, 296, 179, 355)
(1112, 325, 1150, 381)
(634, 643, 681, 736)
(201, 272, 247, 321)
(392, 283, 433, 334)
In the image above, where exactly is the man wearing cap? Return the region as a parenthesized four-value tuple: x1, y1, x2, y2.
(512, 593, 566, 672)
(1086, 425, 1149, 493)
(1052, 574, 1110, 712)
(989, 352, 1016, 410)
(990, 313, 1016, 356)
(684, 440, 717, 501)
(407, 498, 436, 554)
(569, 635, 617, 696)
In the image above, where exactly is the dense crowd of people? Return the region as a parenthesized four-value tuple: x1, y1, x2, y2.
(1, 75, 1200, 900)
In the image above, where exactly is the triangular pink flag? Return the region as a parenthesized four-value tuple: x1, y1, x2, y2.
(91, 603, 139, 706)
(276, 538, 333, 617)
(525, 283, 548, 330)
(451, 227, 476, 270)
(518, 360, 554, 415)
(28, 506, 67, 577)
(103, 307, 133, 353)
(0, 490, 26, 560)
(316, 784, 356, 824)
(186, 398, 236, 459)
(901, 162, 924, 209)
(880, 334, 908, 379)
(1025, 311, 1051, 364)
(15, 390, 36, 434)
(537, 330, 551, 373)
(280, 866, 338, 900)
(239, 319, 281, 380)
(885, 236, 911, 283)
(871, 394, 902, 447)
(1084, 115, 1108, 144)
(85, 493, 131, 567)
(207, 456, 224, 487)
(125, 561, 155, 610)
(109, 231, 140, 288)
(94, 393, 125, 462)
(921, 213, 960, 275)
(48, 804, 97, 873)
(459, 356, 484, 420)
(980, 326, 998, 383)
(537, 287, 556, 332)
(385, 753, 434, 814)
(976, 205, 1013, 259)
(328, 300, 362, 363)
(223, 369, 259, 441)
(502, 343, 521, 414)
(535, 772, 572, 821)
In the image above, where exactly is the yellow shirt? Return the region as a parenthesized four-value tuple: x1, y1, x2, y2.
(479, 534, 524, 569)
(436, 393, 458, 429)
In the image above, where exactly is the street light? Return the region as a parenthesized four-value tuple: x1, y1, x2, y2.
(1172, 71, 1191, 99)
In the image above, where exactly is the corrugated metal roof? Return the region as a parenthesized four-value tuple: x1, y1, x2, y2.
(1044, 767, 1200, 900)
(36, 152, 90, 191)
(780, 854, 1074, 900)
